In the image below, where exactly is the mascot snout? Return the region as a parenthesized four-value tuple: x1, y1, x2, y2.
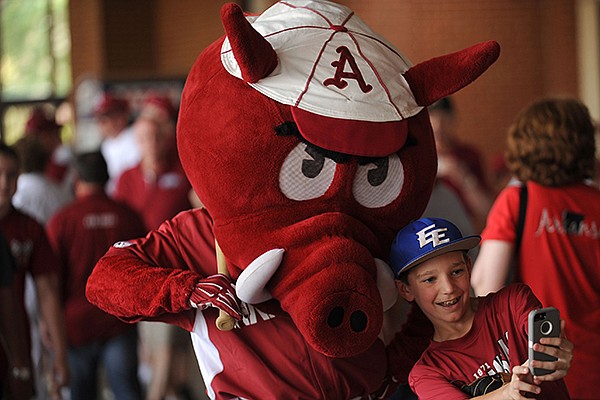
(234, 214, 399, 358)
(277, 237, 386, 358)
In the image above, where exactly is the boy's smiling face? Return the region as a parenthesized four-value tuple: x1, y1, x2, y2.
(398, 250, 474, 339)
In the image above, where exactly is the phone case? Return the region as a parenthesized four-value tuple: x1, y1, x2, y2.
(528, 307, 560, 376)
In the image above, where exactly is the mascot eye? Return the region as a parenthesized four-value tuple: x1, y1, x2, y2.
(302, 146, 325, 178)
(352, 154, 404, 208)
(280, 143, 336, 201)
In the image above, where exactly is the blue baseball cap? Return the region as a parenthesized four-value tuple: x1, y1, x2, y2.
(389, 217, 481, 278)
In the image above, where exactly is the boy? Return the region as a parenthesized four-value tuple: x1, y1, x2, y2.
(389, 217, 573, 399)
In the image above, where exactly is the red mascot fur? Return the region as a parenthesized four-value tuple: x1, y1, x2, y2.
(87, 1, 499, 398)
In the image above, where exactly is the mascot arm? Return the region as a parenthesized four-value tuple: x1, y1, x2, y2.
(86, 248, 198, 329)
(86, 209, 238, 330)
(386, 303, 434, 384)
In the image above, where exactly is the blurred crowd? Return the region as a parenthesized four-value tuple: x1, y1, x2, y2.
(0, 92, 205, 400)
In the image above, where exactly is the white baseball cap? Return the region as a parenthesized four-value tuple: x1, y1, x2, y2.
(221, 0, 423, 156)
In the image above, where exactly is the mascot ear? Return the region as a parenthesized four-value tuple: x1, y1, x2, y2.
(403, 40, 500, 106)
(221, 3, 278, 83)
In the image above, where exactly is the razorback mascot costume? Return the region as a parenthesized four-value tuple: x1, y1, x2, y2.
(87, 1, 499, 398)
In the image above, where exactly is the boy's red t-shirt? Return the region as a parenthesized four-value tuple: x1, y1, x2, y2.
(409, 284, 570, 399)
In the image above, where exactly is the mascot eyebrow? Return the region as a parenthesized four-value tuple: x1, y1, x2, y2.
(275, 121, 417, 166)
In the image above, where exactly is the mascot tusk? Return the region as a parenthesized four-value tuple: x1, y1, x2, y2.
(236, 248, 285, 304)
(236, 250, 398, 312)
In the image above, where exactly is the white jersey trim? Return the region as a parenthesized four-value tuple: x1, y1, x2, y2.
(190, 309, 223, 400)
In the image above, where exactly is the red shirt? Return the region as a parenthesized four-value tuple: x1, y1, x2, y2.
(410, 284, 570, 399)
(482, 182, 600, 398)
(113, 159, 192, 230)
(439, 143, 491, 218)
(0, 233, 16, 383)
(0, 207, 59, 354)
(86, 209, 429, 399)
(46, 192, 147, 346)
(0, 233, 14, 286)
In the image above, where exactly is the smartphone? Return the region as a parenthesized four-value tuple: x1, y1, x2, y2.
(528, 307, 560, 376)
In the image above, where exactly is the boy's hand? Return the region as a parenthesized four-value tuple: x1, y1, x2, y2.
(531, 320, 573, 383)
(501, 363, 540, 399)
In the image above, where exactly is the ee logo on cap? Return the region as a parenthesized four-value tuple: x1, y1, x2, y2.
(416, 224, 449, 249)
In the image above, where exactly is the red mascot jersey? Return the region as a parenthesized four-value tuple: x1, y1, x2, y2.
(87, 209, 429, 399)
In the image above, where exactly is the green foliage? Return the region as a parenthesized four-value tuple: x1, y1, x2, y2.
(1, 0, 71, 101)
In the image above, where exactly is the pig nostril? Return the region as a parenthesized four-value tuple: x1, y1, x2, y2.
(327, 306, 344, 328)
(327, 307, 368, 332)
(350, 310, 367, 332)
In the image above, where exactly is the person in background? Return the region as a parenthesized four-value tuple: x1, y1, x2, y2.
(12, 135, 73, 225)
(24, 107, 74, 189)
(0, 232, 34, 400)
(0, 143, 68, 399)
(46, 151, 145, 400)
(471, 97, 600, 399)
(390, 217, 572, 399)
(113, 94, 191, 231)
(428, 97, 494, 232)
(11, 135, 72, 400)
(113, 95, 196, 400)
(94, 92, 141, 195)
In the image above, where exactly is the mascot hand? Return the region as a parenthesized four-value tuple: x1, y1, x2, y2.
(189, 274, 242, 320)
